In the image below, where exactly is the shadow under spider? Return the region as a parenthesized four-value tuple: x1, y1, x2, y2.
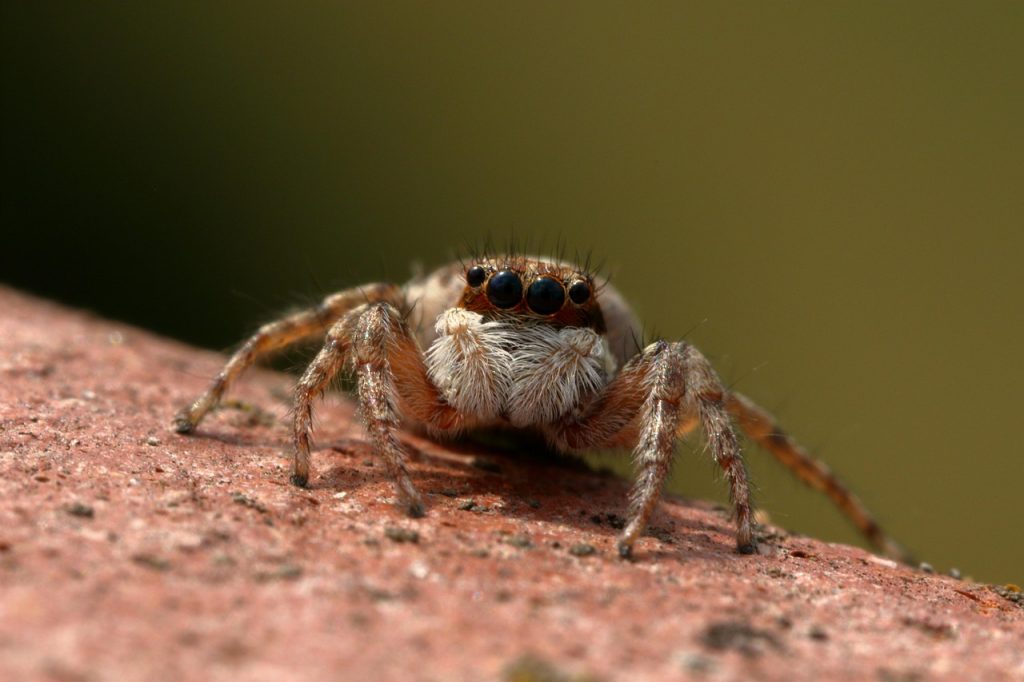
(316, 431, 745, 562)
(177, 405, 753, 562)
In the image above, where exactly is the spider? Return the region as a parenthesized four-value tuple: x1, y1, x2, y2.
(173, 253, 911, 561)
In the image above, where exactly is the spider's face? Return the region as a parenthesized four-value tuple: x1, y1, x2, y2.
(422, 257, 612, 427)
(458, 257, 605, 333)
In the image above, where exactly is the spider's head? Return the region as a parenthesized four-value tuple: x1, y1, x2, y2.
(457, 256, 606, 332)
(422, 256, 611, 426)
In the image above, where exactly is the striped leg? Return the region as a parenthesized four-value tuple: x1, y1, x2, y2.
(679, 344, 756, 555)
(548, 340, 755, 558)
(725, 392, 914, 563)
(291, 302, 463, 515)
(173, 283, 399, 434)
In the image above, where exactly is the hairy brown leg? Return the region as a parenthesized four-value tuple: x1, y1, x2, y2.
(291, 302, 463, 516)
(173, 283, 400, 433)
(290, 308, 361, 489)
(679, 344, 755, 554)
(725, 392, 914, 564)
(548, 340, 755, 558)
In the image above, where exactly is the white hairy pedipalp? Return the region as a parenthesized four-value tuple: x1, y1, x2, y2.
(425, 310, 609, 427)
(425, 308, 514, 420)
(505, 325, 607, 426)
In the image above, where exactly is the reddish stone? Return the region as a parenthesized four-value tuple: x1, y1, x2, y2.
(0, 286, 1021, 681)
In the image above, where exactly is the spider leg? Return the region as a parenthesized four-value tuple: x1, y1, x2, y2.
(292, 302, 463, 517)
(688, 345, 757, 554)
(547, 340, 755, 558)
(725, 392, 914, 564)
(173, 283, 400, 433)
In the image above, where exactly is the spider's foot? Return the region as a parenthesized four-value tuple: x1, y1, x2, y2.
(172, 412, 196, 434)
(616, 521, 642, 560)
(882, 539, 917, 566)
(737, 540, 758, 555)
(290, 473, 309, 488)
(394, 477, 425, 518)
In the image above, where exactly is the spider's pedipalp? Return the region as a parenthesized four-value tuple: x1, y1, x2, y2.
(505, 325, 607, 426)
(426, 308, 513, 422)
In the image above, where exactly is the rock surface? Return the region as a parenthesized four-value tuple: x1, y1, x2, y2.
(1, 286, 1021, 681)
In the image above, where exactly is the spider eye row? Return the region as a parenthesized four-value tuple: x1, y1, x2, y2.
(465, 266, 591, 314)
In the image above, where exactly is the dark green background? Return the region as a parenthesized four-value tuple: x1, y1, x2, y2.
(3, 3, 1021, 583)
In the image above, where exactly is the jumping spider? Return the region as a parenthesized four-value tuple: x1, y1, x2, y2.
(174, 254, 911, 561)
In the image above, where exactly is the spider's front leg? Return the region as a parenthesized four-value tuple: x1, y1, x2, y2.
(548, 340, 755, 558)
(291, 302, 463, 516)
(173, 283, 400, 434)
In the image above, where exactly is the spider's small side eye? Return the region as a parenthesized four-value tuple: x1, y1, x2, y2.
(486, 270, 523, 308)
(526, 277, 566, 315)
(466, 265, 486, 287)
(568, 280, 591, 305)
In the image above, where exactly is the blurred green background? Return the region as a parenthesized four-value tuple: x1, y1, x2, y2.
(3, 3, 1021, 583)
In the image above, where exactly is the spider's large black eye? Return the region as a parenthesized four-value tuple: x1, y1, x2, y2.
(466, 265, 486, 287)
(568, 280, 591, 304)
(526, 277, 566, 315)
(486, 270, 523, 308)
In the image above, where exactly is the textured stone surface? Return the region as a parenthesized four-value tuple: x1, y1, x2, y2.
(1, 286, 1022, 681)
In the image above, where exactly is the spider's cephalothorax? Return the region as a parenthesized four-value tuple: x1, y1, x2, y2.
(174, 254, 912, 562)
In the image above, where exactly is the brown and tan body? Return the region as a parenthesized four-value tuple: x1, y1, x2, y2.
(174, 254, 912, 562)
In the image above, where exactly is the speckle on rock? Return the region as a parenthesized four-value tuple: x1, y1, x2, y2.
(231, 492, 268, 514)
(131, 553, 171, 572)
(990, 584, 1024, 607)
(471, 457, 502, 474)
(64, 502, 94, 518)
(501, 654, 587, 682)
(902, 617, 957, 640)
(384, 527, 419, 544)
(503, 534, 533, 549)
(675, 650, 716, 674)
(808, 625, 829, 641)
(643, 526, 674, 543)
(700, 621, 783, 657)
(605, 513, 626, 529)
(255, 563, 303, 582)
(569, 543, 597, 557)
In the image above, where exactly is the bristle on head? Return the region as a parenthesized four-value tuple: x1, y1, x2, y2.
(451, 243, 607, 332)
